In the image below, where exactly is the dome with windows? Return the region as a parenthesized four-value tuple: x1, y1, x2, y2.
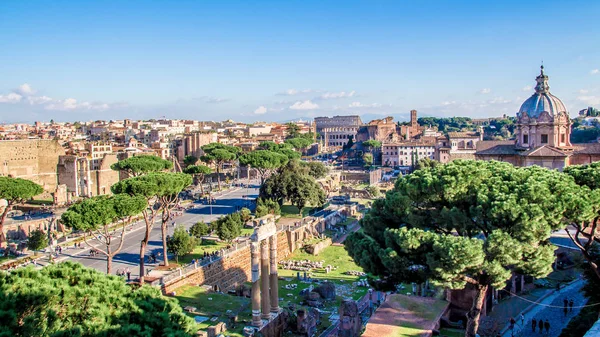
(517, 66, 568, 119)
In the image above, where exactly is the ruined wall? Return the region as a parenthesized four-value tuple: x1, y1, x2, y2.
(0, 140, 64, 191)
(92, 153, 119, 196)
(162, 219, 330, 294)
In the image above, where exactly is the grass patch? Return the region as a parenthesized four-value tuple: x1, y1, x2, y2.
(26, 199, 54, 205)
(171, 239, 229, 265)
(439, 328, 465, 337)
(278, 245, 365, 282)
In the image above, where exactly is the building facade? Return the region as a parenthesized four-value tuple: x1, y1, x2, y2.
(314, 115, 362, 148)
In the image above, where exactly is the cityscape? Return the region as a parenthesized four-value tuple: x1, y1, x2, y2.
(1, 2, 600, 337)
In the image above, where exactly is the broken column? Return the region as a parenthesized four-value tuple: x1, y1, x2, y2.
(251, 241, 262, 327)
(260, 240, 271, 319)
(269, 235, 279, 314)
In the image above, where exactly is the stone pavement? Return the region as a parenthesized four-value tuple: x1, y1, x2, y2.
(502, 279, 587, 337)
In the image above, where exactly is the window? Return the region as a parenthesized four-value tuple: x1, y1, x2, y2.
(523, 134, 528, 144)
(561, 134, 566, 144)
(541, 134, 548, 144)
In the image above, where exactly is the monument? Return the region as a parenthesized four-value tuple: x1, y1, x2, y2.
(250, 218, 280, 327)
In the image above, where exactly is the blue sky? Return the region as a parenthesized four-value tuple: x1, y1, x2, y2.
(0, 0, 599, 123)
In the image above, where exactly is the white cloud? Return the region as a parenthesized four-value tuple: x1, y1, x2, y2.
(14, 83, 36, 96)
(578, 96, 600, 105)
(205, 97, 230, 103)
(522, 86, 532, 92)
(0, 92, 23, 103)
(579, 89, 589, 94)
(479, 88, 491, 94)
(348, 102, 383, 108)
(27, 96, 53, 105)
(277, 89, 314, 96)
(289, 100, 319, 110)
(441, 101, 456, 106)
(320, 90, 356, 99)
(591, 69, 599, 75)
(253, 106, 267, 114)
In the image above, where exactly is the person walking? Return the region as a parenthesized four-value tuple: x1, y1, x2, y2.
(563, 298, 568, 309)
(538, 319, 544, 333)
(126, 268, 131, 281)
(544, 320, 550, 335)
(569, 299, 574, 312)
(520, 313, 525, 327)
(563, 306, 568, 317)
(509, 317, 516, 330)
(531, 318, 537, 332)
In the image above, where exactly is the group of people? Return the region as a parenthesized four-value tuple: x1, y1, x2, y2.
(116, 268, 132, 281)
(530, 318, 551, 334)
(562, 297, 575, 316)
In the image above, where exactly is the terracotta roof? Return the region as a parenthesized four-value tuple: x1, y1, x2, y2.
(572, 143, 600, 155)
(519, 145, 568, 157)
(448, 132, 480, 138)
(475, 140, 517, 155)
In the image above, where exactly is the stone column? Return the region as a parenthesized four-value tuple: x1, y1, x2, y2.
(260, 240, 271, 319)
(250, 242, 262, 327)
(269, 235, 279, 314)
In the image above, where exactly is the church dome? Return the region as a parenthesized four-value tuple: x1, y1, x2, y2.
(517, 66, 568, 119)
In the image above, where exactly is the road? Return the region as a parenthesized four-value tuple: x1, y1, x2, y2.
(53, 183, 259, 279)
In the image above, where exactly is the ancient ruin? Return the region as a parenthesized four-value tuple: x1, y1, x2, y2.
(250, 219, 280, 327)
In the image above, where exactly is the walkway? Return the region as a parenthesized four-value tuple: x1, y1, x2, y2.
(501, 279, 588, 337)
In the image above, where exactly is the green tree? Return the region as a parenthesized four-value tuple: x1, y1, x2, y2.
(184, 164, 212, 195)
(111, 172, 192, 281)
(183, 155, 199, 168)
(0, 177, 43, 247)
(0, 262, 195, 336)
(110, 155, 173, 177)
(240, 207, 252, 222)
(362, 153, 373, 167)
(61, 194, 147, 273)
(563, 162, 600, 280)
(287, 174, 326, 215)
(255, 198, 281, 218)
(365, 185, 380, 198)
(415, 157, 440, 171)
(239, 150, 289, 185)
(284, 137, 312, 153)
(189, 222, 209, 239)
(301, 161, 328, 179)
(285, 122, 301, 138)
(167, 225, 196, 264)
(201, 143, 240, 190)
(346, 160, 584, 337)
(214, 212, 242, 242)
(260, 160, 326, 210)
(27, 229, 48, 253)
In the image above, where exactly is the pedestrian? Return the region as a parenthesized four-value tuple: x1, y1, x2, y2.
(563, 298, 569, 308)
(569, 299, 574, 312)
(563, 306, 568, 317)
(538, 319, 543, 333)
(126, 268, 131, 281)
(520, 313, 525, 327)
(509, 317, 516, 329)
(544, 320, 550, 335)
(531, 318, 537, 332)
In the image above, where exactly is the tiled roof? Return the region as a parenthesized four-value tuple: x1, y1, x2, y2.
(519, 145, 567, 157)
(572, 143, 600, 155)
(448, 132, 480, 138)
(475, 140, 517, 155)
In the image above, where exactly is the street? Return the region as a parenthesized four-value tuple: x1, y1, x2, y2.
(53, 183, 259, 279)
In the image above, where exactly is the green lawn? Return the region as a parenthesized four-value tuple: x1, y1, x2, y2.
(278, 245, 365, 282)
(439, 328, 464, 337)
(171, 239, 229, 265)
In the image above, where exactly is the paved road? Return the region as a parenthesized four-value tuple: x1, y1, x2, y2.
(502, 280, 587, 337)
(53, 183, 259, 279)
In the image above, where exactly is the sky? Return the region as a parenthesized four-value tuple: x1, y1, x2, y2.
(0, 0, 599, 124)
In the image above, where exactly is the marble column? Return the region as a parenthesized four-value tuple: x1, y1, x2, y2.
(269, 235, 279, 313)
(260, 240, 271, 319)
(250, 242, 262, 327)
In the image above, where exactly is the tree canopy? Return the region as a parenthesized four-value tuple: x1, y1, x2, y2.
(214, 212, 243, 242)
(183, 155, 198, 168)
(345, 160, 588, 337)
(284, 137, 312, 151)
(301, 161, 328, 179)
(27, 229, 48, 252)
(189, 222, 209, 239)
(285, 122, 301, 138)
(0, 262, 195, 336)
(110, 155, 173, 177)
(61, 194, 147, 273)
(362, 140, 382, 149)
(258, 142, 302, 160)
(183, 165, 212, 194)
(168, 225, 196, 264)
(201, 143, 240, 189)
(0, 176, 43, 245)
(239, 150, 289, 184)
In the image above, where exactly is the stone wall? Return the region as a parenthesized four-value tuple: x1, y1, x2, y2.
(162, 216, 331, 294)
(306, 238, 332, 255)
(0, 139, 64, 192)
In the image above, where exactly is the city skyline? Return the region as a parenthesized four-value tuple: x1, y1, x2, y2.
(1, 0, 599, 123)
